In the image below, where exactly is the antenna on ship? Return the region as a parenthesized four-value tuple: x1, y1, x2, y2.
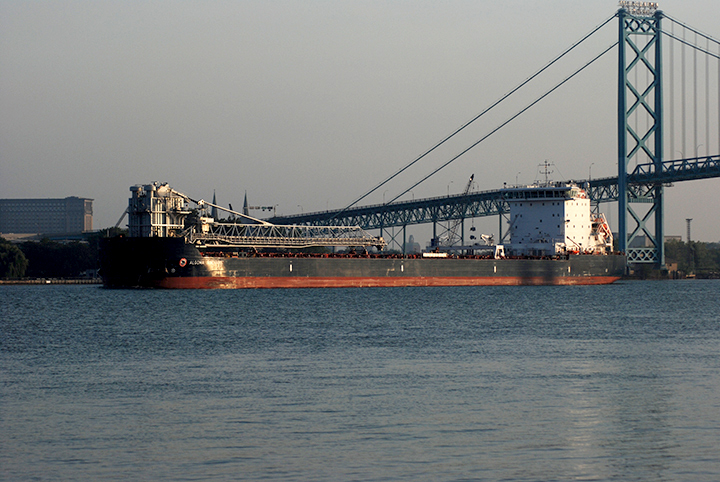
(538, 160, 554, 185)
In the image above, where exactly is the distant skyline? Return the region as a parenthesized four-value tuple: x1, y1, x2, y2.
(2, 0, 720, 241)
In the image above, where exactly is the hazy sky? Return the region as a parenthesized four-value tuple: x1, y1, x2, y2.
(2, 0, 720, 241)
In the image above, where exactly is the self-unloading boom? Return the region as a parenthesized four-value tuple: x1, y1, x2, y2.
(127, 182, 385, 250)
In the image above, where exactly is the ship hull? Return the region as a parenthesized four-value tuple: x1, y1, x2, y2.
(100, 237, 626, 289)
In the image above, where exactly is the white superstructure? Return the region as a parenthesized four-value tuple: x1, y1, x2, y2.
(128, 183, 190, 238)
(503, 182, 612, 256)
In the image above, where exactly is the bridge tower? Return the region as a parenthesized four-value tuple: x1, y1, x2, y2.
(617, 2, 664, 267)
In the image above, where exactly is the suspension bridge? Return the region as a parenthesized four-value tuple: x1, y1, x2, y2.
(268, 2, 720, 268)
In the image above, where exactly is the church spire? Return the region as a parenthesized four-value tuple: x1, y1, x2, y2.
(211, 190, 218, 219)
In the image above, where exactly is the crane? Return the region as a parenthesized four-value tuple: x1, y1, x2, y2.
(441, 174, 474, 247)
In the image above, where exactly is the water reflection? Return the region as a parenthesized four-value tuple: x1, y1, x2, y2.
(1, 283, 720, 480)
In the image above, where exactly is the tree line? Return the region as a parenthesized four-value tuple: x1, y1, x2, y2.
(664, 239, 720, 278)
(0, 229, 124, 279)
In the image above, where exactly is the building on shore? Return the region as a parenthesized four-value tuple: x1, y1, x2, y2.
(0, 197, 93, 235)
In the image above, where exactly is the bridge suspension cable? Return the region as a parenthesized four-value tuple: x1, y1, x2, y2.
(663, 14, 720, 159)
(661, 28, 720, 60)
(387, 42, 618, 205)
(333, 13, 617, 218)
(663, 15, 720, 52)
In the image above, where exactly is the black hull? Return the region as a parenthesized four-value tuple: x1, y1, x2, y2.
(99, 237, 626, 289)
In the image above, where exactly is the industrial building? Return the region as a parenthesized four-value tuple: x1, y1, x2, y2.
(0, 197, 93, 235)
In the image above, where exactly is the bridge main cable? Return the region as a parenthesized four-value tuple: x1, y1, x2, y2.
(332, 13, 618, 219)
(663, 14, 720, 54)
(387, 41, 618, 204)
(661, 27, 720, 60)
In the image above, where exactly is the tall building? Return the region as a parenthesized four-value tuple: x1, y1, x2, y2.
(0, 197, 93, 234)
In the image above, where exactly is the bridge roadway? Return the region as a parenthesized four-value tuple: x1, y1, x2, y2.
(267, 155, 720, 230)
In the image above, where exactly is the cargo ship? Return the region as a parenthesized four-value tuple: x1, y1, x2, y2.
(99, 182, 626, 288)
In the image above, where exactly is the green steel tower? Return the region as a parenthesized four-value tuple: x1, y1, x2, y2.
(617, 2, 664, 267)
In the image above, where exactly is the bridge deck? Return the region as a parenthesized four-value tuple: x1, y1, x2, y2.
(267, 156, 720, 230)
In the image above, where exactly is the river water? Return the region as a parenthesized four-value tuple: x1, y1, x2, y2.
(2, 281, 720, 481)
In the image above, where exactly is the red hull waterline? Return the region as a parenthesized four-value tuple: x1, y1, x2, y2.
(155, 275, 623, 289)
